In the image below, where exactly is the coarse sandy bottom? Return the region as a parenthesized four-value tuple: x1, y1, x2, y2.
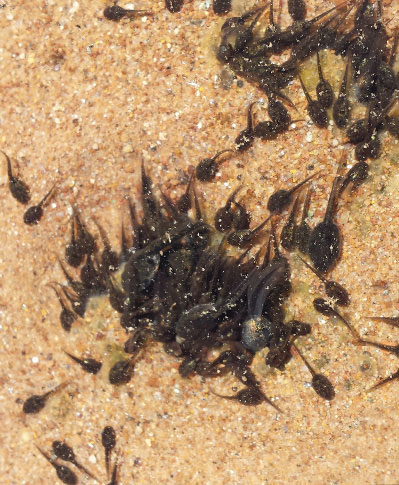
(2, 1, 399, 484)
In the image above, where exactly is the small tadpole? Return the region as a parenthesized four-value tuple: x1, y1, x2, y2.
(235, 102, 257, 152)
(267, 171, 320, 214)
(232, 199, 251, 230)
(48, 283, 77, 332)
(298, 74, 328, 128)
(108, 358, 135, 385)
(196, 149, 234, 182)
(104, 4, 152, 22)
(52, 440, 98, 481)
(313, 297, 359, 339)
(288, 0, 307, 22)
(35, 446, 77, 485)
(308, 159, 344, 273)
(177, 171, 194, 213)
(227, 214, 272, 248)
(23, 382, 68, 414)
(214, 186, 241, 232)
(210, 385, 282, 412)
(23, 183, 56, 225)
(63, 350, 102, 375)
(3, 151, 30, 204)
(102, 426, 116, 478)
(316, 51, 333, 109)
(65, 215, 85, 268)
(295, 186, 312, 254)
(297, 255, 350, 306)
(280, 195, 300, 251)
(333, 55, 351, 129)
(292, 342, 335, 400)
(213, 0, 231, 15)
(338, 161, 369, 196)
(165, 0, 184, 13)
(267, 96, 292, 133)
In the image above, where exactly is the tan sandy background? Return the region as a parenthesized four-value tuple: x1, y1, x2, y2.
(2, 0, 399, 484)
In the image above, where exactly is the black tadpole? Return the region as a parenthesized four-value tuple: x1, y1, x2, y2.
(102, 426, 116, 478)
(36, 446, 77, 485)
(52, 440, 98, 481)
(280, 195, 300, 251)
(63, 350, 102, 374)
(214, 186, 241, 232)
(65, 215, 85, 268)
(298, 255, 350, 306)
(308, 161, 343, 273)
(316, 52, 333, 109)
(292, 342, 335, 400)
(108, 358, 135, 385)
(177, 171, 194, 213)
(209, 386, 282, 412)
(235, 102, 256, 152)
(313, 298, 359, 339)
(104, 5, 152, 21)
(288, 0, 307, 22)
(23, 183, 56, 225)
(295, 186, 312, 254)
(338, 161, 369, 196)
(3, 151, 30, 204)
(267, 171, 320, 214)
(333, 55, 351, 128)
(227, 214, 272, 248)
(357, 338, 399, 359)
(298, 74, 328, 128)
(196, 149, 234, 182)
(48, 284, 76, 332)
(23, 382, 68, 414)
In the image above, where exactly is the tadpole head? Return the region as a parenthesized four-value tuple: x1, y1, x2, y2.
(312, 374, 335, 400)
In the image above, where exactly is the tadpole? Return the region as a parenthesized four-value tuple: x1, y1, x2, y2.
(210, 386, 282, 412)
(298, 255, 350, 306)
(35, 446, 77, 485)
(63, 350, 102, 375)
(288, 0, 307, 22)
(235, 102, 256, 152)
(292, 342, 335, 400)
(313, 298, 359, 339)
(48, 284, 76, 332)
(102, 425, 116, 478)
(367, 368, 399, 392)
(308, 162, 343, 273)
(23, 382, 68, 414)
(316, 51, 333, 109)
(196, 150, 234, 182)
(3, 151, 30, 204)
(333, 55, 351, 128)
(23, 184, 56, 225)
(52, 440, 98, 480)
(357, 338, 399, 358)
(295, 186, 312, 254)
(65, 215, 85, 268)
(267, 171, 320, 214)
(214, 186, 241, 232)
(227, 214, 272, 248)
(280, 195, 300, 251)
(338, 161, 369, 195)
(177, 172, 194, 213)
(298, 74, 328, 128)
(104, 5, 152, 21)
(108, 358, 135, 385)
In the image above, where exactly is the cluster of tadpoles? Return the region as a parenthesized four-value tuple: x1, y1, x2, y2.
(33, 425, 118, 484)
(204, 0, 399, 174)
(4, 151, 56, 225)
(17, 156, 374, 419)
